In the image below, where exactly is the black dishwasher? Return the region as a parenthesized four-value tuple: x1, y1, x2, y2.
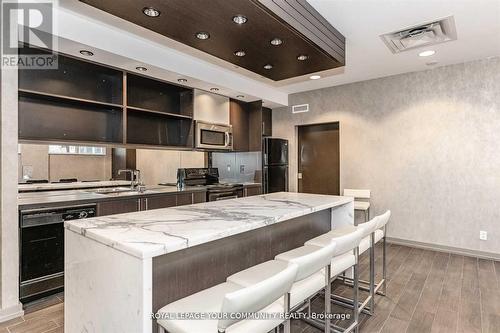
(19, 204, 96, 303)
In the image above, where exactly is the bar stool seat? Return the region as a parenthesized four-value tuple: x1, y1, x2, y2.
(227, 258, 324, 309)
(157, 282, 283, 333)
(359, 229, 384, 253)
(354, 201, 370, 211)
(157, 263, 299, 333)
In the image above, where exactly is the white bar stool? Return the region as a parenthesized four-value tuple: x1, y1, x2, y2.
(227, 243, 337, 333)
(307, 211, 391, 315)
(343, 189, 371, 223)
(156, 263, 298, 333)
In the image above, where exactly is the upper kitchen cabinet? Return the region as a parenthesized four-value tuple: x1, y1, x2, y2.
(19, 47, 123, 105)
(229, 99, 263, 152)
(262, 107, 272, 137)
(193, 90, 230, 125)
(127, 74, 193, 117)
(18, 46, 124, 144)
(125, 74, 194, 148)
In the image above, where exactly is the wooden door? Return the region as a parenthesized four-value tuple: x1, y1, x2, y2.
(298, 122, 340, 195)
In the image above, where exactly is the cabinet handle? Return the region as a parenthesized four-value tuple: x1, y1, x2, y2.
(144, 198, 148, 210)
(137, 199, 141, 211)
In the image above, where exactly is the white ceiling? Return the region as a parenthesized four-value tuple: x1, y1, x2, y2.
(55, 0, 500, 102)
(282, 0, 500, 93)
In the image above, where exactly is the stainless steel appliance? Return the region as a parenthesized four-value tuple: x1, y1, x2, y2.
(175, 168, 243, 201)
(195, 121, 233, 151)
(19, 204, 96, 303)
(263, 138, 289, 193)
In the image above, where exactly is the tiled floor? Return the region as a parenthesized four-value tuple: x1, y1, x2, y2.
(2, 244, 499, 333)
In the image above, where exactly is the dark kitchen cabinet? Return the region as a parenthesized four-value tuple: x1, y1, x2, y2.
(229, 99, 263, 152)
(144, 195, 177, 210)
(18, 45, 195, 149)
(262, 107, 272, 137)
(97, 198, 139, 216)
(230, 100, 249, 152)
(244, 185, 262, 197)
(193, 191, 207, 204)
(96, 191, 206, 216)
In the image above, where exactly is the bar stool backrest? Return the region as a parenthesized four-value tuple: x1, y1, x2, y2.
(343, 189, 371, 199)
(358, 216, 380, 238)
(218, 263, 298, 331)
(331, 227, 365, 257)
(376, 210, 391, 229)
(288, 242, 337, 281)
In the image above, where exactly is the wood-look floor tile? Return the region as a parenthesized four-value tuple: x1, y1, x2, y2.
(431, 308, 458, 333)
(480, 288, 500, 333)
(380, 316, 409, 333)
(7, 318, 58, 333)
(458, 286, 482, 333)
(478, 259, 498, 292)
(0, 316, 24, 329)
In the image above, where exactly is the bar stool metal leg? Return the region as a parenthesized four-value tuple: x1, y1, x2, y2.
(353, 247, 360, 333)
(284, 292, 291, 333)
(368, 233, 375, 315)
(325, 264, 331, 333)
(382, 226, 387, 295)
(158, 325, 166, 333)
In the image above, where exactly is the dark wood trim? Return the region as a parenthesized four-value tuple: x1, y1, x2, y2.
(152, 209, 331, 332)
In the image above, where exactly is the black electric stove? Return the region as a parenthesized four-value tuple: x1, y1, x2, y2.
(169, 168, 243, 202)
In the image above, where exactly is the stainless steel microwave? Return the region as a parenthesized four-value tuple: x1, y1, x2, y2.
(195, 121, 233, 151)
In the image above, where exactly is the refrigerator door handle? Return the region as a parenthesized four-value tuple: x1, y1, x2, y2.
(263, 167, 269, 194)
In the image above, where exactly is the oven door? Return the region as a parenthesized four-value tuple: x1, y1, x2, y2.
(208, 188, 244, 202)
(196, 121, 233, 150)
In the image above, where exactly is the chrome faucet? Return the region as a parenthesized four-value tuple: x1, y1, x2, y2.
(118, 169, 144, 191)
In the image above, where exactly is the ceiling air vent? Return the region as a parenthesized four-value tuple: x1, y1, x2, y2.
(292, 104, 309, 114)
(380, 16, 457, 53)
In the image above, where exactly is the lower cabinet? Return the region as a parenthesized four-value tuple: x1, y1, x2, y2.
(145, 195, 177, 210)
(244, 185, 262, 197)
(97, 198, 140, 216)
(97, 191, 207, 216)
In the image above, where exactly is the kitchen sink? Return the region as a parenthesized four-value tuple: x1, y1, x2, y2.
(89, 187, 158, 195)
(91, 187, 133, 194)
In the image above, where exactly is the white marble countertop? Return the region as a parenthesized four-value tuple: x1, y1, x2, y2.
(65, 192, 352, 259)
(18, 180, 132, 192)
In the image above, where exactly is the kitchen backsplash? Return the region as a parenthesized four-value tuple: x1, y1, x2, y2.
(212, 151, 261, 183)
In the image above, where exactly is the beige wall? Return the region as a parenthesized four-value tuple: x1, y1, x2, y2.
(136, 150, 205, 185)
(18, 145, 112, 182)
(274, 57, 500, 256)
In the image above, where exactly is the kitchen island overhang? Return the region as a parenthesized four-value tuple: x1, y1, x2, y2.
(64, 192, 354, 333)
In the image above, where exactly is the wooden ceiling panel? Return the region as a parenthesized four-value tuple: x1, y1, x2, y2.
(80, 0, 345, 81)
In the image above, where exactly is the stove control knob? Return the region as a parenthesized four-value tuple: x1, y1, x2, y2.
(79, 211, 88, 219)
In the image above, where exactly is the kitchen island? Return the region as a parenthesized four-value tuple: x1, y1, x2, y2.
(64, 192, 354, 333)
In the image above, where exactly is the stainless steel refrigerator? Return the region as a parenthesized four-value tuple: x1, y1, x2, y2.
(263, 138, 288, 193)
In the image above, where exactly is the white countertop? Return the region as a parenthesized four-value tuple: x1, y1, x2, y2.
(65, 192, 352, 259)
(18, 180, 132, 192)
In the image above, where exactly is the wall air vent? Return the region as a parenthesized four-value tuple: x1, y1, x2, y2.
(380, 16, 457, 54)
(292, 104, 309, 114)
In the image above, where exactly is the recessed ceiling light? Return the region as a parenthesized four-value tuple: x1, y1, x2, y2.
(232, 15, 247, 24)
(418, 50, 435, 57)
(263, 64, 273, 70)
(142, 7, 160, 17)
(270, 38, 283, 46)
(236, 95, 245, 98)
(136, 66, 148, 72)
(309, 75, 321, 80)
(234, 50, 246, 57)
(297, 54, 308, 61)
(177, 78, 188, 83)
(426, 61, 438, 66)
(210, 88, 219, 92)
(196, 32, 210, 40)
(79, 50, 94, 56)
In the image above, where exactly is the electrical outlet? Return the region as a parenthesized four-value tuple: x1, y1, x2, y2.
(240, 165, 245, 173)
(480, 230, 488, 241)
(226, 164, 231, 172)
